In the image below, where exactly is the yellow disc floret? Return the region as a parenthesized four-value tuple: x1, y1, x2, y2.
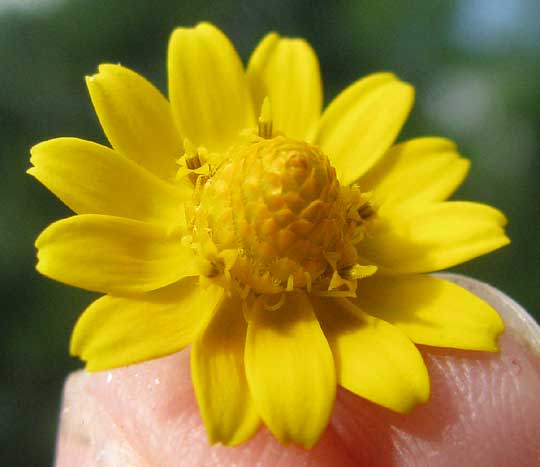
(189, 136, 375, 297)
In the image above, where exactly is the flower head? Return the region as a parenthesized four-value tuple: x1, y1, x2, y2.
(29, 23, 509, 448)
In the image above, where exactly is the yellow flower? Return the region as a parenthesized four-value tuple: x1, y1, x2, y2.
(29, 23, 509, 448)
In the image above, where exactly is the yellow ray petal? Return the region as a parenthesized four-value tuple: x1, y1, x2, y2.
(70, 278, 223, 371)
(247, 32, 322, 141)
(245, 292, 335, 448)
(355, 275, 504, 351)
(359, 201, 510, 274)
(168, 23, 255, 152)
(316, 73, 414, 186)
(314, 296, 430, 413)
(86, 64, 181, 181)
(359, 137, 470, 210)
(28, 138, 191, 226)
(36, 214, 199, 294)
(191, 296, 261, 446)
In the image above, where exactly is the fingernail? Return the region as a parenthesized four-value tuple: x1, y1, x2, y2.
(437, 273, 540, 356)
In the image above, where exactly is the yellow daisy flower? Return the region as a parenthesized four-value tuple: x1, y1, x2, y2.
(29, 22, 509, 448)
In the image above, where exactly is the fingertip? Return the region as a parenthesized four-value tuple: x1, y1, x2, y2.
(55, 275, 540, 466)
(331, 325, 540, 466)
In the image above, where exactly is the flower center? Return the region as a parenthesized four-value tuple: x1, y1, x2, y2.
(185, 135, 377, 299)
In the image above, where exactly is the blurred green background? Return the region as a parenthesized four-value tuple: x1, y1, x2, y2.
(1, 0, 538, 465)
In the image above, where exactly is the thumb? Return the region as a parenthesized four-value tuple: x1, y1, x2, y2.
(55, 275, 540, 467)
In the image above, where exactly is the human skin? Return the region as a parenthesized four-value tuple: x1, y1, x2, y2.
(55, 275, 540, 467)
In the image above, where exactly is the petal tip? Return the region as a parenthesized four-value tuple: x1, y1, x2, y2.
(84, 73, 98, 88)
(460, 157, 472, 174)
(196, 21, 215, 30)
(83, 361, 104, 373)
(265, 30, 280, 40)
(34, 229, 47, 249)
(97, 63, 121, 75)
(400, 80, 415, 102)
(85, 68, 107, 87)
(396, 371, 431, 414)
(29, 140, 43, 157)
